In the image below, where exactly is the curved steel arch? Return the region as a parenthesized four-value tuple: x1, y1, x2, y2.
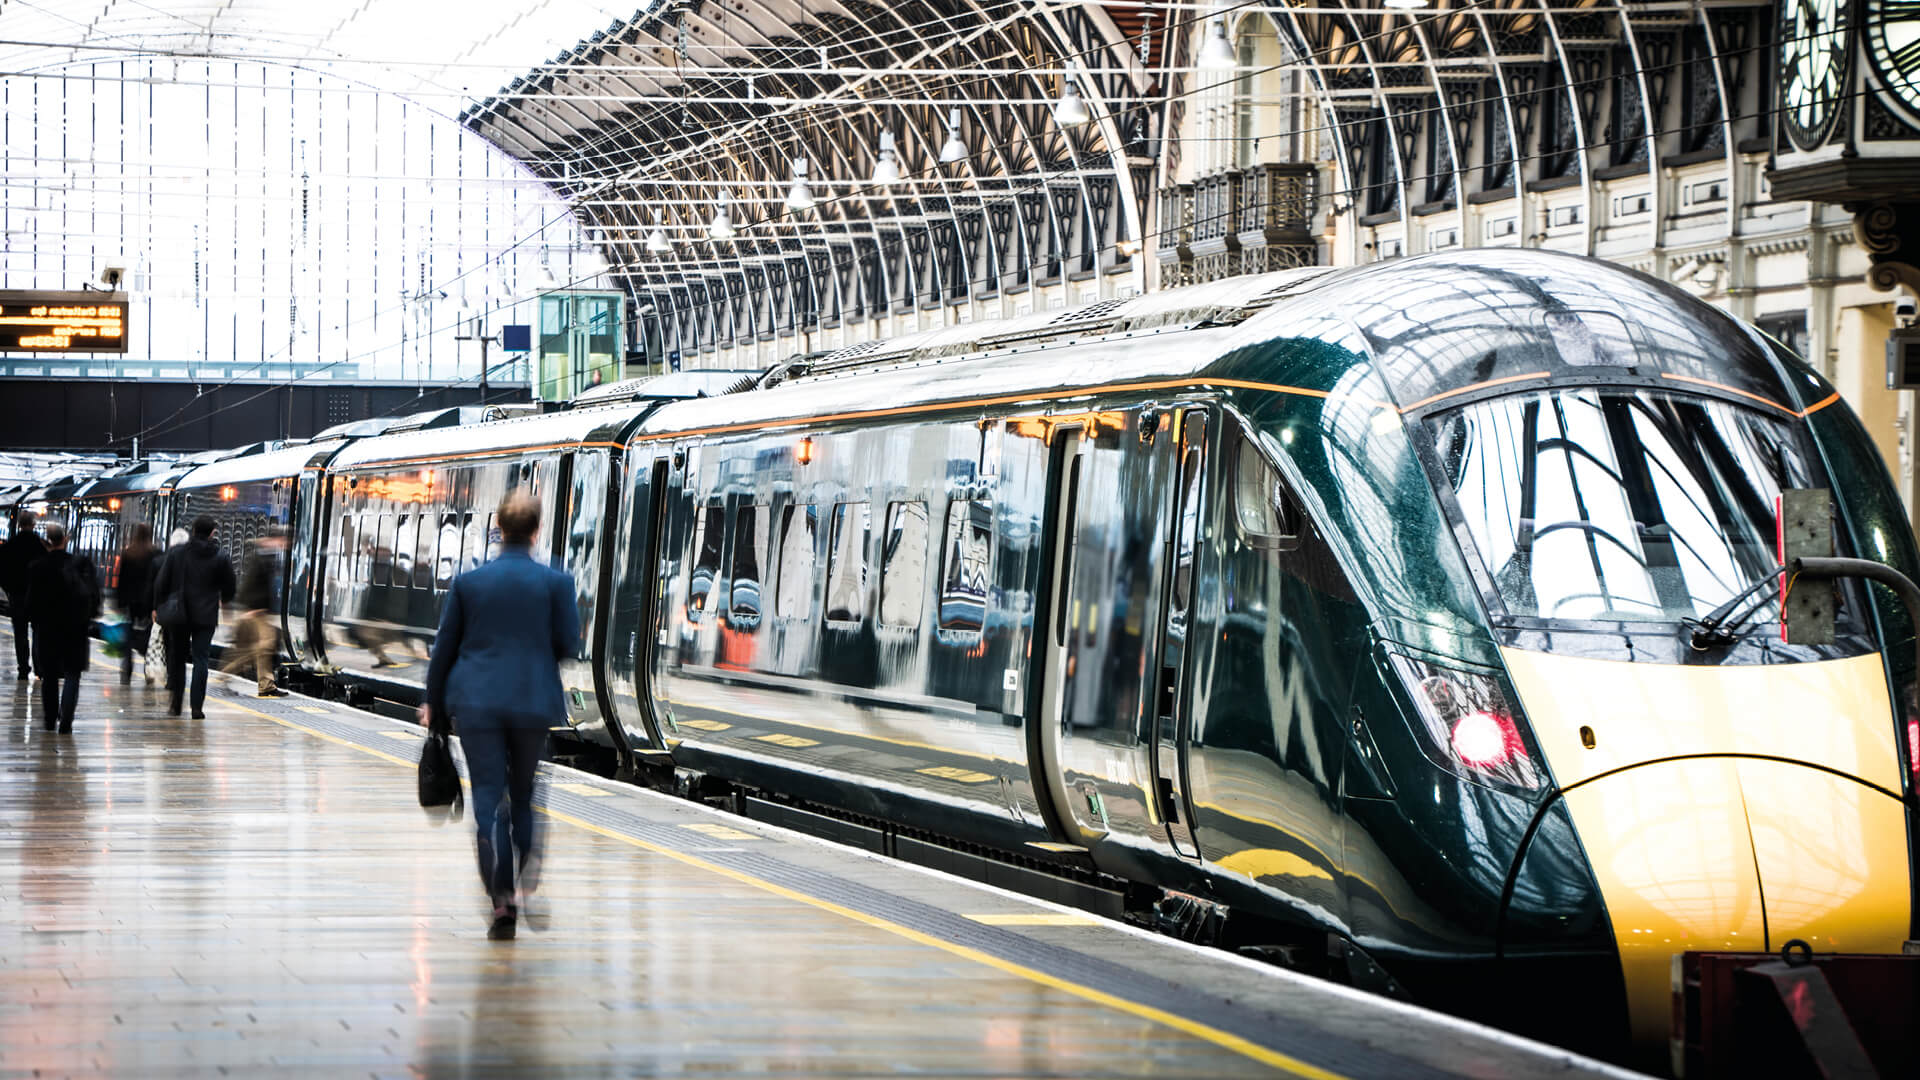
(462, 0, 1149, 364)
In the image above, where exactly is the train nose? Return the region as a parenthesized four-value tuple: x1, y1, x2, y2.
(1499, 648, 1915, 1055)
(1560, 757, 1912, 1050)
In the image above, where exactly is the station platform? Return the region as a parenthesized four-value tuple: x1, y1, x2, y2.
(1, 632, 1644, 1078)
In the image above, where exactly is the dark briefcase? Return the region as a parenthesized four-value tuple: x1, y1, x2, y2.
(417, 729, 464, 822)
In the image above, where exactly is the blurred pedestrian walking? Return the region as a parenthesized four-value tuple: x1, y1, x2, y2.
(152, 516, 235, 719)
(424, 491, 577, 941)
(223, 526, 288, 697)
(23, 523, 99, 732)
(153, 527, 189, 703)
(1, 509, 47, 681)
(114, 524, 159, 687)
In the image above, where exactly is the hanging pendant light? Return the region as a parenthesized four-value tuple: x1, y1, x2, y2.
(785, 158, 816, 211)
(645, 213, 671, 254)
(1053, 79, 1090, 126)
(1198, 19, 1237, 69)
(938, 108, 967, 164)
(871, 130, 901, 185)
(708, 195, 735, 240)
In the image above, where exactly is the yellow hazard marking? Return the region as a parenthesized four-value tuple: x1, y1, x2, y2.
(917, 765, 996, 783)
(295, 706, 331, 714)
(555, 782, 610, 798)
(682, 822, 758, 841)
(376, 730, 423, 740)
(964, 912, 1103, 927)
(676, 718, 731, 731)
(752, 732, 819, 748)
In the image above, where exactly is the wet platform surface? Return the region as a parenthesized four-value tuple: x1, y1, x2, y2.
(0, 630, 1642, 1078)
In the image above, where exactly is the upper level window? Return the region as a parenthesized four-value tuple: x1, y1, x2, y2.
(825, 502, 871, 624)
(879, 501, 929, 628)
(939, 499, 993, 633)
(774, 503, 817, 618)
(687, 502, 725, 622)
(730, 502, 767, 623)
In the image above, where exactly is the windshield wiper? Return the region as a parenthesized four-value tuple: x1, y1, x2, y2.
(1684, 566, 1786, 650)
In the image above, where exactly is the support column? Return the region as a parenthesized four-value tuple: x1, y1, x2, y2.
(1833, 302, 1907, 518)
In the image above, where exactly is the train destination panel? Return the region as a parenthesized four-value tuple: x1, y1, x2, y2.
(0, 290, 129, 353)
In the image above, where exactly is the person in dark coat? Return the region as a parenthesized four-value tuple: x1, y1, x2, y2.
(151, 515, 236, 719)
(114, 523, 159, 687)
(1, 510, 48, 680)
(23, 523, 98, 732)
(425, 491, 578, 941)
(222, 526, 288, 697)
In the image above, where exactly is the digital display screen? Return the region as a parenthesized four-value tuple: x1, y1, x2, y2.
(0, 291, 130, 353)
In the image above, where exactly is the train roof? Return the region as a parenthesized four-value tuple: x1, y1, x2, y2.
(326, 402, 651, 471)
(172, 440, 349, 491)
(72, 459, 195, 500)
(631, 250, 1817, 445)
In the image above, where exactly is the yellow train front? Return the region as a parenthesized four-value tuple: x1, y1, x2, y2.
(1263, 252, 1917, 1070)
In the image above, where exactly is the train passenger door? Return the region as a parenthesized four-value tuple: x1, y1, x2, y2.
(285, 469, 323, 666)
(602, 455, 673, 756)
(1032, 426, 1100, 847)
(1151, 410, 1207, 860)
(554, 450, 609, 741)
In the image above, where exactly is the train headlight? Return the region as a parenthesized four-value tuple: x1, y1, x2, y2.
(1389, 654, 1543, 791)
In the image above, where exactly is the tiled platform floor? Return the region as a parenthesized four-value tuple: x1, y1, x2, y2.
(0, 633, 1642, 1078)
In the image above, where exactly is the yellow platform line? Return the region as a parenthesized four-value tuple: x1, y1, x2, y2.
(186, 692, 1339, 1078)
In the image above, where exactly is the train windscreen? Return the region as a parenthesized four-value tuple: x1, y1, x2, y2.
(1427, 388, 1818, 625)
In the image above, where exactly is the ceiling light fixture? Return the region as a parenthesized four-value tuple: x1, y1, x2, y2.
(708, 195, 735, 240)
(646, 214, 672, 254)
(871, 130, 902, 185)
(1381, 0, 1431, 8)
(1054, 79, 1090, 126)
(938, 108, 967, 164)
(785, 157, 816, 211)
(1198, 19, 1237, 69)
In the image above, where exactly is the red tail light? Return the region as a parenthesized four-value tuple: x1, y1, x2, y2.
(1908, 717, 1919, 780)
(1389, 655, 1543, 791)
(1451, 710, 1523, 768)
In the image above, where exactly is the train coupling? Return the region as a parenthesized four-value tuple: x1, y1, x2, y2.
(1672, 942, 1919, 1079)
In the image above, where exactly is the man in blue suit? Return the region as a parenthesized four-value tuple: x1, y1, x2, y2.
(425, 490, 579, 941)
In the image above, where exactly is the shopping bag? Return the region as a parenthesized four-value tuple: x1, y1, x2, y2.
(99, 618, 126, 659)
(417, 728, 464, 823)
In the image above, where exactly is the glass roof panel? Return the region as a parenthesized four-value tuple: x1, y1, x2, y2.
(0, 0, 648, 104)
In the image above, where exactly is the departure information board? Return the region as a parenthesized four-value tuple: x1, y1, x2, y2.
(0, 290, 130, 353)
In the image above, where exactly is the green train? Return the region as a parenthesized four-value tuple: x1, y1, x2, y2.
(10, 250, 1915, 1068)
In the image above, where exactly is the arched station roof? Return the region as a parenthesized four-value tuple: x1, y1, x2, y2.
(458, 1, 1163, 355)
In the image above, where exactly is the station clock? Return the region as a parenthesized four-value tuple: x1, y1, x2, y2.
(1780, 0, 1852, 151)
(1866, 0, 1920, 122)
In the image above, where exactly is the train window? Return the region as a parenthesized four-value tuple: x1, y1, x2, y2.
(1232, 433, 1304, 551)
(729, 502, 767, 623)
(461, 512, 483, 572)
(825, 502, 871, 624)
(879, 501, 928, 628)
(774, 504, 817, 618)
(1172, 441, 1205, 616)
(413, 510, 436, 590)
(393, 514, 416, 587)
(434, 513, 461, 591)
(371, 513, 394, 584)
(687, 502, 725, 622)
(939, 499, 993, 633)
